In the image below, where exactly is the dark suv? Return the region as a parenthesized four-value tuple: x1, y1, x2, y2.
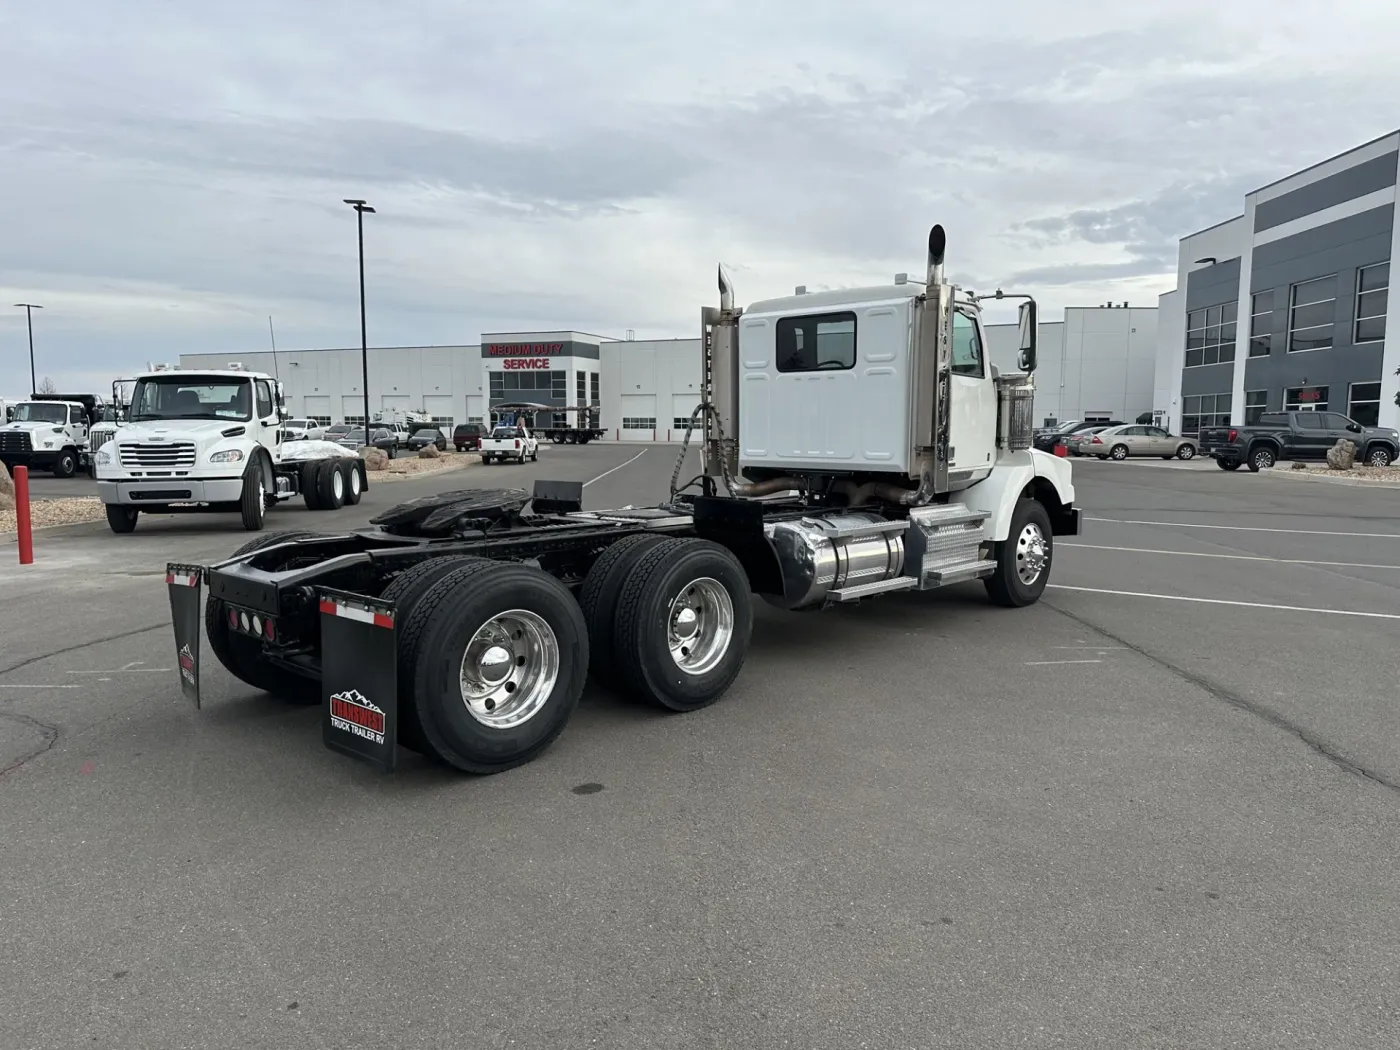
(453, 423, 484, 451)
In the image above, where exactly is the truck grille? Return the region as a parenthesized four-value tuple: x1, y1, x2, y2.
(0, 431, 33, 454)
(119, 441, 197, 468)
(89, 426, 117, 452)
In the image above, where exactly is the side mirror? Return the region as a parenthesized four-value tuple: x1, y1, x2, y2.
(1347, 422, 1361, 433)
(1016, 300, 1038, 373)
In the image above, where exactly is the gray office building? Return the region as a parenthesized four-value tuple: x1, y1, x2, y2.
(1154, 131, 1399, 434)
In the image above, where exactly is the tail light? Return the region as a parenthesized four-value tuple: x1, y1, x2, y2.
(1227, 428, 1237, 442)
(264, 618, 276, 641)
(1091, 435, 1103, 444)
(514, 439, 521, 449)
(227, 608, 238, 628)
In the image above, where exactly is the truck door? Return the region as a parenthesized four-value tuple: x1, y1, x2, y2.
(949, 311, 996, 473)
(1291, 411, 1327, 458)
(69, 404, 88, 447)
(254, 379, 280, 454)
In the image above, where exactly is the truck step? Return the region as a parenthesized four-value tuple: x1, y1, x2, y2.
(920, 559, 995, 587)
(803, 517, 910, 541)
(828, 576, 918, 602)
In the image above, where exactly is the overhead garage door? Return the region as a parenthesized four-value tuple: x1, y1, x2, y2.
(671, 393, 703, 435)
(303, 395, 331, 424)
(620, 394, 656, 442)
(342, 395, 366, 424)
(422, 395, 455, 434)
(380, 395, 410, 424)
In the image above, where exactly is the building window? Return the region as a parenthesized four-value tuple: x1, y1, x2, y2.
(1355, 262, 1388, 343)
(1284, 385, 1329, 412)
(1248, 292, 1272, 357)
(343, 415, 365, 428)
(672, 415, 702, 430)
(1184, 301, 1237, 367)
(1244, 390, 1268, 425)
(307, 415, 332, 426)
(776, 312, 856, 372)
(1287, 275, 1336, 352)
(576, 370, 586, 405)
(1180, 393, 1231, 436)
(1348, 382, 1382, 427)
(552, 412, 570, 427)
(489, 373, 503, 396)
(621, 417, 656, 430)
(428, 415, 453, 431)
(552, 370, 568, 399)
(590, 373, 600, 404)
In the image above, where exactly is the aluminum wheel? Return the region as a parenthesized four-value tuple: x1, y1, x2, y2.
(1015, 521, 1049, 586)
(349, 464, 362, 496)
(458, 609, 560, 729)
(1369, 448, 1391, 467)
(666, 577, 734, 676)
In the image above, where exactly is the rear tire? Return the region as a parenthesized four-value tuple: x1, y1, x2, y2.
(985, 498, 1052, 608)
(1109, 444, 1129, 461)
(300, 462, 324, 509)
(105, 505, 139, 534)
(612, 538, 752, 712)
(1247, 446, 1276, 472)
(1217, 458, 1241, 471)
(1176, 444, 1196, 460)
(205, 530, 328, 704)
(578, 533, 672, 690)
(315, 459, 346, 509)
(341, 459, 363, 505)
(239, 460, 267, 531)
(406, 561, 589, 774)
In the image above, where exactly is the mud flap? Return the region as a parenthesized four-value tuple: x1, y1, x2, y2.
(317, 588, 398, 772)
(165, 563, 205, 709)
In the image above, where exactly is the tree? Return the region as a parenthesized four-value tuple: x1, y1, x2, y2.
(36, 376, 57, 395)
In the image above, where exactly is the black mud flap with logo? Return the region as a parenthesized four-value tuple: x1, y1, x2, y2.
(318, 587, 398, 772)
(166, 563, 205, 709)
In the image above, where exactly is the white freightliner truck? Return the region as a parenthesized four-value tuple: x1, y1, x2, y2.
(162, 225, 1079, 775)
(0, 393, 106, 478)
(95, 365, 369, 534)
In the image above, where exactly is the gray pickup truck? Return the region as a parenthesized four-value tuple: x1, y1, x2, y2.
(1198, 410, 1399, 471)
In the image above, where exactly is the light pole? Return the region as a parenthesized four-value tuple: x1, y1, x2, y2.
(343, 199, 375, 433)
(14, 303, 42, 394)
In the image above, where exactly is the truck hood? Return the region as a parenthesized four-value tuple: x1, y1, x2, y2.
(115, 420, 244, 444)
(0, 420, 67, 435)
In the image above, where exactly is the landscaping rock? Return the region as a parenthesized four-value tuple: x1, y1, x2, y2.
(1325, 439, 1357, 471)
(359, 448, 390, 472)
(0, 462, 13, 505)
(417, 444, 441, 459)
(1290, 460, 1308, 470)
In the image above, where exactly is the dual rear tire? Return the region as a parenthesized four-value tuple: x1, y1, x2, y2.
(391, 536, 753, 774)
(301, 458, 364, 510)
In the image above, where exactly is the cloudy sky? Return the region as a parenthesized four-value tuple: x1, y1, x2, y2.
(1, 0, 1397, 394)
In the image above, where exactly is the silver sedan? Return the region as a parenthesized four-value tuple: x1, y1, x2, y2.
(1089, 424, 1199, 461)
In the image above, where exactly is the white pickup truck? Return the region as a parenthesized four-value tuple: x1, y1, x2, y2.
(478, 423, 539, 465)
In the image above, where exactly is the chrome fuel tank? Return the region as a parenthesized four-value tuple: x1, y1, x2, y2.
(762, 512, 906, 610)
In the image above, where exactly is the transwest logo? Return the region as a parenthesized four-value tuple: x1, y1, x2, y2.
(178, 644, 196, 686)
(329, 689, 385, 745)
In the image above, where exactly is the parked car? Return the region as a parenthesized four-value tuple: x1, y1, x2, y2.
(1088, 424, 1199, 461)
(282, 418, 324, 442)
(407, 425, 447, 452)
(1033, 419, 1123, 452)
(336, 426, 398, 457)
(1199, 411, 1399, 471)
(1064, 426, 1111, 456)
(325, 423, 354, 440)
(453, 422, 484, 452)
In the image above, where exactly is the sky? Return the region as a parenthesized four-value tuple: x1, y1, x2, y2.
(1, 0, 1398, 395)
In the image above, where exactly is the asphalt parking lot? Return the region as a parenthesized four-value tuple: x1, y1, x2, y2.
(2, 448, 1398, 1049)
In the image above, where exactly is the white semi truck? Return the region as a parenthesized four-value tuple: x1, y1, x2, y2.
(163, 224, 1080, 775)
(0, 393, 106, 477)
(94, 365, 368, 534)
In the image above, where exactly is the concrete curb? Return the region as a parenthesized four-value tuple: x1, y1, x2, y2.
(1255, 467, 1400, 490)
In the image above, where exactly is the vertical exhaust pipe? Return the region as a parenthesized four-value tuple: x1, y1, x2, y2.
(926, 224, 946, 287)
(718, 264, 734, 311)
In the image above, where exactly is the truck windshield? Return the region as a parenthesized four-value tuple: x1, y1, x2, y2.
(130, 376, 253, 422)
(11, 403, 68, 424)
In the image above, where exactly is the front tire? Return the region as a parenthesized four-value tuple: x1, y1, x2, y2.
(1176, 444, 1196, 460)
(239, 460, 267, 531)
(612, 538, 753, 712)
(985, 498, 1053, 608)
(1247, 446, 1276, 472)
(53, 448, 78, 478)
(1366, 446, 1393, 467)
(406, 561, 588, 774)
(105, 505, 139, 534)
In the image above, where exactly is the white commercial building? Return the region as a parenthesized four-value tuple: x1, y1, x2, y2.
(182, 307, 1154, 441)
(986, 305, 1158, 427)
(1155, 130, 1399, 435)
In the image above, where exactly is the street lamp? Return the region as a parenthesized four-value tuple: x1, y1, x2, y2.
(14, 303, 42, 394)
(343, 199, 376, 434)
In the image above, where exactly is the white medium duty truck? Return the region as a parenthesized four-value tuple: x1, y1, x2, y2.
(163, 224, 1079, 776)
(95, 365, 368, 534)
(0, 394, 105, 478)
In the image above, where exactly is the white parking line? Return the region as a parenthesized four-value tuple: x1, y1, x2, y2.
(582, 449, 647, 487)
(1086, 517, 1400, 539)
(1061, 542, 1400, 571)
(1025, 659, 1103, 666)
(1048, 584, 1400, 620)
(0, 684, 83, 689)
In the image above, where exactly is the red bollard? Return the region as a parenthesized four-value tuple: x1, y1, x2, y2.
(14, 465, 33, 565)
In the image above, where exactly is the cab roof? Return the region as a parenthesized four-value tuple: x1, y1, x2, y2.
(742, 282, 977, 316)
(133, 369, 270, 381)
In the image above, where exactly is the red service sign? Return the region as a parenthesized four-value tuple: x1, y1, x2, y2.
(502, 358, 552, 370)
(487, 342, 565, 357)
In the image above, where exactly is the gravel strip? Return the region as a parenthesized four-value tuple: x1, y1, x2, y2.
(1269, 462, 1400, 487)
(0, 496, 109, 534)
(368, 452, 477, 482)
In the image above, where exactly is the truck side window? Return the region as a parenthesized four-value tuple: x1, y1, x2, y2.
(952, 311, 984, 377)
(1294, 413, 1323, 429)
(775, 312, 856, 372)
(255, 381, 273, 419)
